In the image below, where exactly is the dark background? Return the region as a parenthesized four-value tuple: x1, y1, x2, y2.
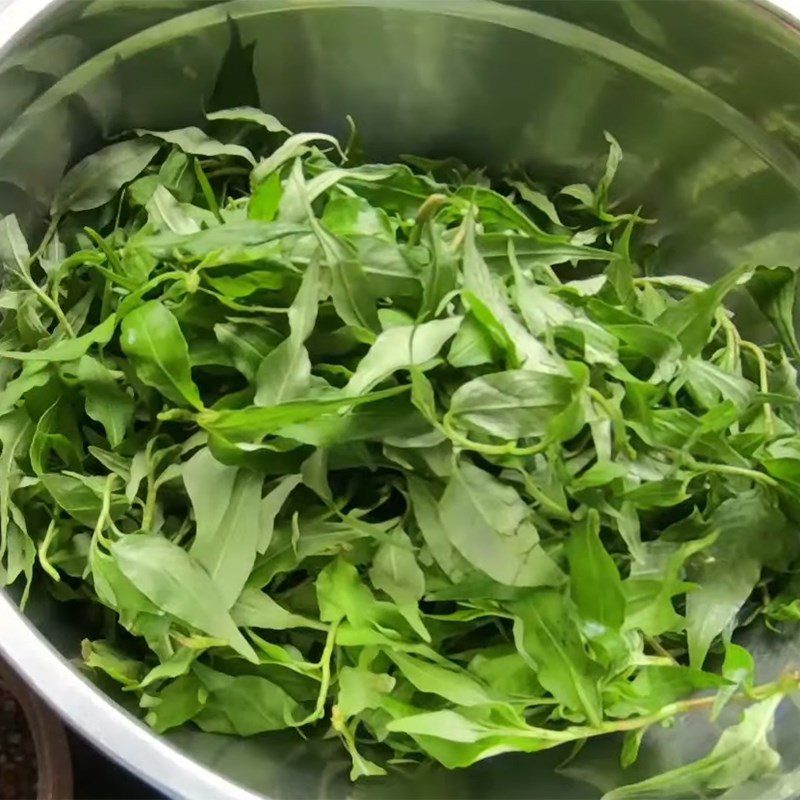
(69, 731, 161, 800)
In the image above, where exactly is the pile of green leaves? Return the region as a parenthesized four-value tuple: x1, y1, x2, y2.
(2, 108, 800, 796)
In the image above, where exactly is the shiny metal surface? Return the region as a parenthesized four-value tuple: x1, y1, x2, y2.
(3, 1, 800, 797)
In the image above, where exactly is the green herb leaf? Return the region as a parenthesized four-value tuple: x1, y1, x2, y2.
(449, 369, 578, 441)
(605, 697, 783, 798)
(566, 510, 625, 630)
(511, 589, 603, 725)
(137, 127, 256, 165)
(184, 447, 264, 607)
(656, 265, 751, 356)
(746, 265, 800, 358)
(112, 534, 257, 662)
(440, 461, 562, 587)
(77, 356, 135, 448)
(346, 317, 461, 396)
(52, 140, 160, 215)
(121, 301, 202, 409)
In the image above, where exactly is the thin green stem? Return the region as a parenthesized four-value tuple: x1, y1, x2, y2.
(586, 387, 635, 459)
(634, 275, 708, 292)
(93, 475, 117, 541)
(520, 472, 573, 521)
(22, 274, 75, 337)
(49, 250, 107, 306)
(449, 206, 474, 253)
(194, 159, 224, 222)
(594, 673, 800, 736)
(505, 673, 800, 750)
(26, 216, 60, 270)
(716, 309, 741, 374)
(205, 166, 250, 180)
(117, 271, 186, 317)
(142, 476, 157, 532)
(741, 339, 774, 437)
(83, 475, 117, 578)
(409, 193, 449, 246)
(443, 412, 549, 457)
(295, 620, 340, 727)
(315, 620, 338, 712)
(645, 635, 678, 665)
(37, 519, 61, 582)
(686, 457, 779, 488)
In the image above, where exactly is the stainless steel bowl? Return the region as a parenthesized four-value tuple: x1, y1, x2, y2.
(3, 1, 800, 797)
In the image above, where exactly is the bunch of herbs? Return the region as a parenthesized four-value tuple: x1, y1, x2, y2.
(0, 110, 799, 797)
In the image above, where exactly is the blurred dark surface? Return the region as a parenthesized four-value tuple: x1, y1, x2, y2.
(69, 730, 162, 800)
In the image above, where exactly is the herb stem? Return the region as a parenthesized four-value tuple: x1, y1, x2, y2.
(194, 159, 224, 223)
(716, 309, 742, 374)
(586, 387, 635, 458)
(409, 193, 449, 246)
(443, 412, 549, 457)
(687, 458, 779, 488)
(142, 477, 157, 532)
(37, 519, 61, 582)
(634, 276, 708, 293)
(316, 620, 338, 709)
(28, 217, 60, 268)
(520, 472, 573, 520)
(449, 208, 473, 253)
(204, 166, 250, 180)
(23, 274, 75, 337)
(645, 635, 678, 665)
(83, 475, 117, 579)
(296, 620, 339, 726)
(741, 339, 775, 437)
(595, 673, 800, 736)
(482, 675, 800, 757)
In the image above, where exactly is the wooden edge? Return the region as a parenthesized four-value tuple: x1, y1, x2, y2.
(0, 658, 73, 800)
